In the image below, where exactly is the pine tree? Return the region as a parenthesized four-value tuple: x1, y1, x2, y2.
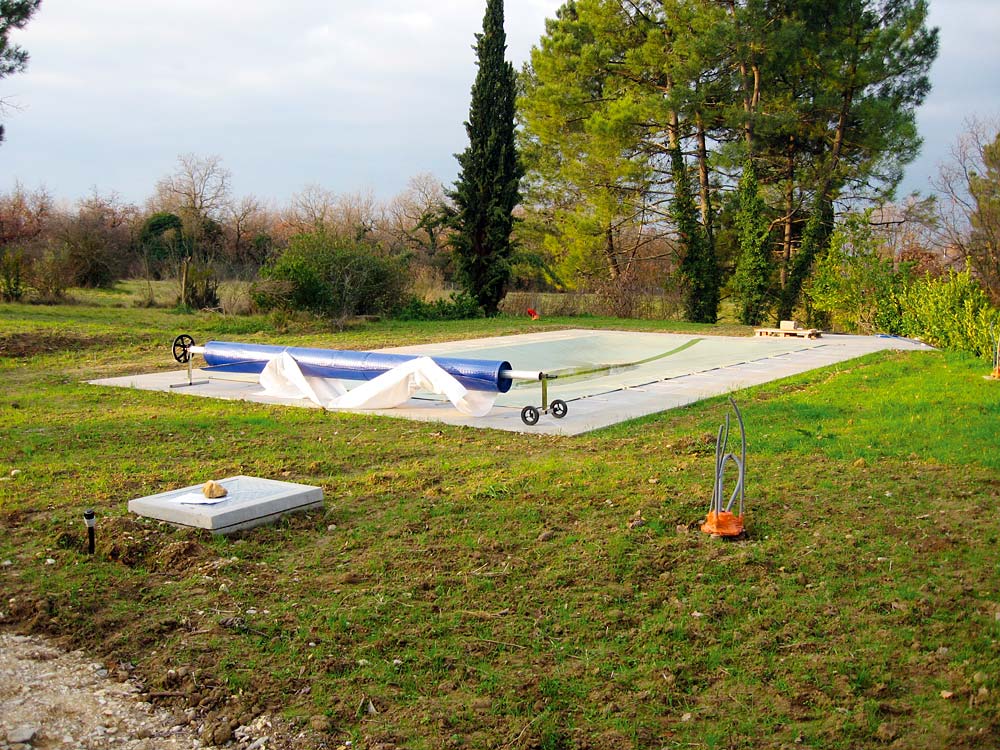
(0, 0, 42, 145)
(450, 0, 522, 315)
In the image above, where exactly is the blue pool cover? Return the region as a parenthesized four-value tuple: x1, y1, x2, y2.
(201, 341, 514, 393)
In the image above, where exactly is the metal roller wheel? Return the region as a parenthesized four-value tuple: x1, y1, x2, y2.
(520, 405, 540, 426)
(550, 399, 568, 419)
(172, 334, 195, 363)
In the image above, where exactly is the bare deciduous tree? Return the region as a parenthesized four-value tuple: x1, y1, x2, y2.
(0, 182, 52, 247)
(152, 154, 232, 247)
(225, 194, 274, 268)
(283, 184, 338, 236)
(281, 185, 383, 245)
(934, 117, 1000, 303)
(385, 173, 451, 257)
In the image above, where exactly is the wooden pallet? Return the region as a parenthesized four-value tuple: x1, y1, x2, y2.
(754, 327, 822, 339)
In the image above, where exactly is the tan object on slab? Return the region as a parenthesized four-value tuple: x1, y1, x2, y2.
(202, 480, 228, 499)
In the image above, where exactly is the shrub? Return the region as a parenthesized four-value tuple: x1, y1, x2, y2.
(809, 212, 913, 334)
(252, 233, 407, 320)
(395, 291, 484, 321)
(901, 268, 1000, 359)
(30, 244, 73, 301)
(180, 259, 220, 310)
(0, 247, 29, 302)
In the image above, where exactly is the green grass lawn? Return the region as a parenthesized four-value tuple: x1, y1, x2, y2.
(1, 294, 999, 749)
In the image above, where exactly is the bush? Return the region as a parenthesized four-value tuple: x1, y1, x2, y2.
(180, 259, 220, 310)
(394, 292, 484, 321)
(30, 244, 74, 301)
(252, 233, 407, 320)
(0, 248, 29, 302)
(901, 268, 1000, 359)
(808, 212, 913, 334)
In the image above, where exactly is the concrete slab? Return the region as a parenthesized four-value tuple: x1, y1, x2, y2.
(91, 330, 934, 435)
(128, 475, 323, 534)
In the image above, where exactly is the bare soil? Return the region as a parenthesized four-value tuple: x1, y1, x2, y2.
(0, 632, 307, 750)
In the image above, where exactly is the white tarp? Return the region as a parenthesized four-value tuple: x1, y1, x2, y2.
(259, 352, 497, 417)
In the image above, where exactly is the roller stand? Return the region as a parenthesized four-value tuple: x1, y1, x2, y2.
(169, 334, 209, 389)
(520, 374, 568, 426)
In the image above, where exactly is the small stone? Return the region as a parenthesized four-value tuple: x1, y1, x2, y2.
(203, 480, 228, 499)
(45, 558, 56, 565)
(537, 530, 555, 542)
(10, 469, 21, 477)
(680, 712, 692, 722)
(940, 690, 954, 699)
(7, 725, 38, 744)
(327, 524, 338, 532)
(1, 559, 12, 567)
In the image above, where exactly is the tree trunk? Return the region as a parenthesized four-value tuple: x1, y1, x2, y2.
(781, 138, 795, 287)
(695, 112, 714, 250)
(604, 224, 621, 280)
(725, 0, 761, 151)
(180, 257, 190, 308)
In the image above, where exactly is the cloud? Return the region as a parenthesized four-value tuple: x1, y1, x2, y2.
(6, 0, 992, 204)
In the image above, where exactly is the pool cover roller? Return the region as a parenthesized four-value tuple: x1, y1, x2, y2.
(199, 340, 515, 394)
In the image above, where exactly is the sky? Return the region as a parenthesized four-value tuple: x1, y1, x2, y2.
(1, 0, 998, 209)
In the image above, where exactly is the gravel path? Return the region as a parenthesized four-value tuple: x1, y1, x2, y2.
(0, 633, 277, 750)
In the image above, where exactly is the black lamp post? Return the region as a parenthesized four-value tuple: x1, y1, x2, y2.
(83, 508, 96, 554)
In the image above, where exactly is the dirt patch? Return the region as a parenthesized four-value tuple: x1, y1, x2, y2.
(0, 332, 115, 359)
(0, 631, 326, 750)
(154, 540, 211, 574)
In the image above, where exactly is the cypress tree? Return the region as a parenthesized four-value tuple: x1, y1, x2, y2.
(672, 146, 718, 323)
(450, 0, 522, 315)
(732, 159, 773, 325)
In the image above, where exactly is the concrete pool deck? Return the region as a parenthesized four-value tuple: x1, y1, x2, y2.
(90, 329, 934, 435)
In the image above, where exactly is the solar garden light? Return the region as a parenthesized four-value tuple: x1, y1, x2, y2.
(83, 508, 96, 554)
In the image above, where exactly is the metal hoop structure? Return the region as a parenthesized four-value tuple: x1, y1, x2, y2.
(701, 397, 747, 537)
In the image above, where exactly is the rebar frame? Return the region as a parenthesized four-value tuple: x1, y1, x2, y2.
(711, 397, 746, 517)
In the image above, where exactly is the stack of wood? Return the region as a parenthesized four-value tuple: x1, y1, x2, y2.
(754, 320, 822, 339)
